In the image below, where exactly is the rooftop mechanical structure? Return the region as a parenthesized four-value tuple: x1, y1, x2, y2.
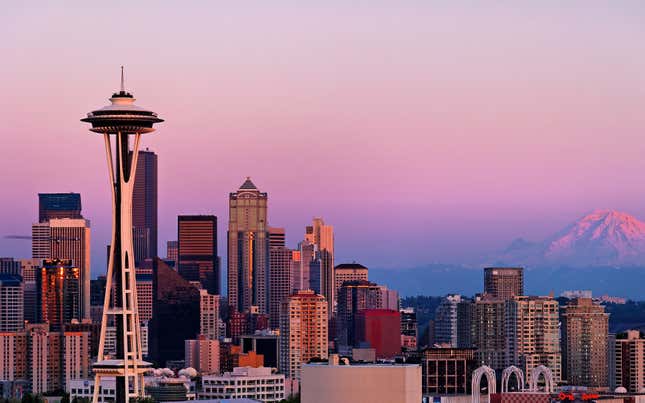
(82, 68, 163, 403)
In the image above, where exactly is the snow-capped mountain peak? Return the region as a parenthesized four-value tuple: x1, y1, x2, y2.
(500, 210, 645, 267)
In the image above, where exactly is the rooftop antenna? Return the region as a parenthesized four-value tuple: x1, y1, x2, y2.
(120, 66, 125, 92)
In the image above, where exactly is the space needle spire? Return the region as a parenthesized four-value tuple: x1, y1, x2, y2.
(82, 68, 164, 403)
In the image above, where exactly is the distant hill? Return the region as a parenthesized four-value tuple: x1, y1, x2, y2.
(370, 265, 645, 300)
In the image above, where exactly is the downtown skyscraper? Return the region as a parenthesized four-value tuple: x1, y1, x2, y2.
(178, 215, 219, 294)
(131, 149, 158, 266)
(304, 218, 334, 314)
(32, 217, 91, 319)
(227, 178, 269, 314)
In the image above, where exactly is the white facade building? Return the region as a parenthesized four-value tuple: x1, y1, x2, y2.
(200, 289, 220, 340)
(201, 367, 285, 402)
(301, 358, 422, 403)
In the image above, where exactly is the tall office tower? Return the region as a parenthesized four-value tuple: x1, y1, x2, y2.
(304, 218, 334, 315)
(471, 296, 506, 370)
(289, 250, 302, 292)
(484, 267, 523, 299)
(149, 258, 200, 365)
(166, 240, 178, 262)
(63, 331, 91, 391)
(200, 289, 220, 340)
(456, 299, 473, 348)
(227, 178, 269, 314)
(0, 273, 24, 331)
(82, 70, 163, 403)
(279, 290, 328, 379)
(136, 273, 153, 322)
(185, 336, 220, 375)
(400, 307, 418, 351)
(178, 215, 219, 294)
(21, 258, 41, 323)
(32, 222, 51, 259)
(131, 149, 158, 266)
(32, 218, 91, 318)
(561, 298, 608, 389)
(297, 240, 315, 290)
(38, 193, 83, 222)
(336, 280, 383, 348)
(0, 332, 28, 382)
(614, 330, 645, 393)
(506, 296, 561, 384)
(355, 309, 401, 359)
(334, 263, 368, 298)
(36, 259, 80, 331)
(434, 295, 463, 347)
(269, 228, 293, 328)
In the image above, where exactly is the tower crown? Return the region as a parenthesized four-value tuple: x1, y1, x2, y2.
(81, 67, 163, 134)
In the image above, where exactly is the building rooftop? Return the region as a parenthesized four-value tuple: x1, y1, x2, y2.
(335, 263, 368, 270)
(0, 273, 22, 286)
(239, 177, 258, 190)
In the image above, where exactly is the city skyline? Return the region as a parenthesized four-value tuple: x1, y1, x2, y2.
(2, 2, 645, 274)
(2, 3, 645, 402)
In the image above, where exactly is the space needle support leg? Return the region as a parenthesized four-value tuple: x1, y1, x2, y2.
(93, 133, 118, 403)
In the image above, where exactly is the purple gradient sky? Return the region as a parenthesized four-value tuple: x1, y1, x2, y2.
(1, 2, 645, 277)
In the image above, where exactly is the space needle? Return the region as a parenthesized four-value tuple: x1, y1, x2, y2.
(82, 68, 163, 403)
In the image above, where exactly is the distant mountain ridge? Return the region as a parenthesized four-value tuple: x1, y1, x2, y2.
(497, 209, 645, 267)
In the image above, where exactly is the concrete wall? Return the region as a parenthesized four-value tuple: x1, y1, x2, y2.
(301, 364, 421, 403)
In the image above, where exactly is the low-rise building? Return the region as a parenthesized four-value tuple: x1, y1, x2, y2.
(421, 347, 476, 396)
(301, 356, 421, 403)
(201, 366, 285, 402)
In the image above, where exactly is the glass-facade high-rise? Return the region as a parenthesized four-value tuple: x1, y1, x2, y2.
(131, 149, 158, 266)
(177, 215, 219, 294)
(38, 193, 82, 223)
(227, 178, 269, 314)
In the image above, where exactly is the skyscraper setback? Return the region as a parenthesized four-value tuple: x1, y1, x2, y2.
(131, 149, 158, 266)
(227, 178, 269, 314)
(178, 215, 219, 294)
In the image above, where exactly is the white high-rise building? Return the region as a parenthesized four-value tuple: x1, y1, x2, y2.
(0, 274, 24, 332)
(199, 289, 220, 340)
(434, 295, 462, 347)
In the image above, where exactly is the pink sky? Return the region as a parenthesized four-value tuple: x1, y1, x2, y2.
(1, 2, 645, 275)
